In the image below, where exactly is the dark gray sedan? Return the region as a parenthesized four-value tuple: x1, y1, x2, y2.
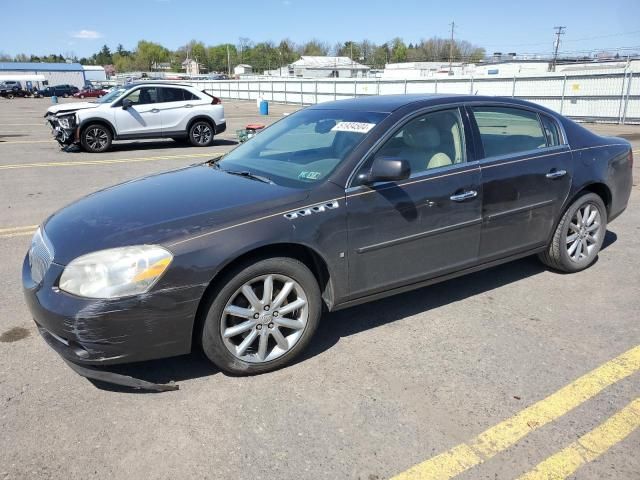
(23, 95, 633, 387)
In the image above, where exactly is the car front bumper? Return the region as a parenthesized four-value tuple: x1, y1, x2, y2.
(22, 254, 202, 367)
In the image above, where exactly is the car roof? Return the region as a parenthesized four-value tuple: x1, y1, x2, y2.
(307, 94, 548, 113)
(121, 81, 194, 89)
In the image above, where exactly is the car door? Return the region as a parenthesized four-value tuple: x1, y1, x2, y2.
(468, 105, 572, 262)
(113, 86, 163, 136)
(346, 107, 482, 298)
(156, 87, 198, 136)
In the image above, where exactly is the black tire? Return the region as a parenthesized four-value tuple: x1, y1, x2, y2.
(201, 257, 322, 375)
(79, 94, 85, 99)
(539, 193, 607, 273)
(63, 93, 69, 98)
(188, 120, 215, 147)
(80, 123, 112, 153)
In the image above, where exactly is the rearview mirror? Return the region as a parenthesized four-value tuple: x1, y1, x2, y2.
(362, 156, 411, 184)
(122, 99, 133, 110)
(314, 119, 336, 134)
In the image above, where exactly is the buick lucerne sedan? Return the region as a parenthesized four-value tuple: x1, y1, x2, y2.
(23, 95, 633, 386)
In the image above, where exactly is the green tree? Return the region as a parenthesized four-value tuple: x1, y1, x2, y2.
(301, 39, 329, 56)
(390, 37, 408, 63)
(134, 40, 170, 71)
(94, 45, 113, 65)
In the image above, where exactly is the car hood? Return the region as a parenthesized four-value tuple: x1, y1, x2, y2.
(46, 101, 99, 116)
(43, 163, 310, 264)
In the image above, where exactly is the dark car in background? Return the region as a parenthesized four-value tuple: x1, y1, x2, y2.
(73, 87, 108, 99)
(23, 95, 633, 388)
(40, 84, 80, 98)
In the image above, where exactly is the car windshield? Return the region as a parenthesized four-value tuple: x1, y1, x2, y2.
(218, 108, 387, 188)
(96, 86, 127, 104)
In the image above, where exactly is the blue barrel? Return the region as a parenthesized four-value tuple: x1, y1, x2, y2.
(259, 100, 269, 116)
(51, 95, 58, 104)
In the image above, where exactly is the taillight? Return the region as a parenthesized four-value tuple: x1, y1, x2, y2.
(211, 96, 222, 105)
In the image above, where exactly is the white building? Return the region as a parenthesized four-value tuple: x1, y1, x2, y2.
(234, 64, 253, 75)
(0, 62, 86, 88)
(82, 65, 107, 82)
(288, 56, 369, 78)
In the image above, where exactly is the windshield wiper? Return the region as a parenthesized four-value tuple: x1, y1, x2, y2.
(223, 170, 274, 184)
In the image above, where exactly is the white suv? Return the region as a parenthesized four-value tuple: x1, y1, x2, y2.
(45, 82, 226, 153)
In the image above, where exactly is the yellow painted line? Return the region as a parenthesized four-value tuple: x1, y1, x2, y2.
(0, 139, 54, 145)
(0, 225, 38, 234)
(517, 397, 640, 480)
(390, 345, 640, 480)
(0, 152, 220, 170)
(0, 230, 35, 239)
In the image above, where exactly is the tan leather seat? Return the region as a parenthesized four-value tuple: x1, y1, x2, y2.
(401, 122, 452, 171)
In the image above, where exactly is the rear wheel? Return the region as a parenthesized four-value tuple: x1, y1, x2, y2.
(79, 94, 85, 99)
(63, 93, 69, 98)
(539, 193, 607, 272)
(201, 257, 322, 375)
(80, 124, 112, 153)
(188, 120, 215, 147)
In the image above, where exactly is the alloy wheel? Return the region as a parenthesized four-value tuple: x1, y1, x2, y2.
(221, 274, 308, 363)
(85, 128, 108, 151)
(566, 202, 602, 262)
(192, 123, 212, 145)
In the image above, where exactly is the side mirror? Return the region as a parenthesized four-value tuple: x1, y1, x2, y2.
(362, 156, 411, 184)
(122, 98, 133, 110)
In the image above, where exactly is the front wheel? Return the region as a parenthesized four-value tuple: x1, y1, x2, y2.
(80, 124, 112, 153)
(539, 193, 607, 272)
(79, 94, 85, 99)
(188, 120, 215, 147)
(201, 257, 322, 375)
(63, 93, 69, 98)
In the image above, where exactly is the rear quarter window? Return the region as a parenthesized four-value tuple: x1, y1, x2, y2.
(472, 106, 547, 158)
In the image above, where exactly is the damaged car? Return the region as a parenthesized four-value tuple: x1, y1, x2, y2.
(25, 95, 633, 389)
(45, 81, 226, 152)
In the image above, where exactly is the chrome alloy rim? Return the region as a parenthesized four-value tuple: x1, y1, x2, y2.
(86, 127, 108, 150)
(193, 123, 212, 144)
(221, 274, 308, 363)
(566, 202, 602, 262)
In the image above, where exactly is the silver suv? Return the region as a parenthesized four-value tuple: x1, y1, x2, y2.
(45, 82, 226, 153)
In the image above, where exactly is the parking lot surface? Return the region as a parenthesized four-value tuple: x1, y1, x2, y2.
(1, 97, 639, 479)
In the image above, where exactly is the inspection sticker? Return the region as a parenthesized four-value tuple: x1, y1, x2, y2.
(331, 122, 376, 133)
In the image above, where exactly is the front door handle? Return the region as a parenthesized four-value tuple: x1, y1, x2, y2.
(151, 108, 160, 113)
(450, 190, 478, 202)
(545, 169, 567, 179)
(184, 104, 193, 108)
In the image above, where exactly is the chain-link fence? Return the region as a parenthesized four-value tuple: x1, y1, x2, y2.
(186, 71, 639, 124)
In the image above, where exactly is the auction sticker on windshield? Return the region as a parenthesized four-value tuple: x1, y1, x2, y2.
(331, 122, 376, 133)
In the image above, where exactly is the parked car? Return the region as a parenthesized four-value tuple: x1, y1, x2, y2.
(40, 84, 80, 98)
(0, 80, 28, 98)
(24, 95, 633, 389)
(44, 82, 225, 152)
(73, 87, 108, 99)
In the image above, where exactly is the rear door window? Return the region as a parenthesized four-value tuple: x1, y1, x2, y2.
(540, 114, 562, 146)
(471, 106, 547, 158)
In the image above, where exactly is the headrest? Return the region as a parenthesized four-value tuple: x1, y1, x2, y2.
(403, 122, 440, 150)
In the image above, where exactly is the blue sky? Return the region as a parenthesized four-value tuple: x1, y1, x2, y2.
(1, 0, 639, 58)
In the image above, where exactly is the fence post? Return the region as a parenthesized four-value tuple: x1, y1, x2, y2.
(284, 80, 287, 104)
(618, 70, 629, 124)
(354, 79, 357, 98)
(470, 76, 474, 95)
(377, 78, 380, 96)
(435, 78, 438, 94)
(404, 79, 408, 94)
(315, 80, 318, 104)
(622, 73, 633, 125)
(560, 75, 567, 114)
(511, 76, 516, 97)
(271, 80, 274, 102)
(334, 79, 337, 101)
(301, 80, 304, 105)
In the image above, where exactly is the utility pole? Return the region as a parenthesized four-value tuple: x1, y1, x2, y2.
(227, 44, 231, 75)
(448, 21, 455, 75)
(551, 26, 566, 72)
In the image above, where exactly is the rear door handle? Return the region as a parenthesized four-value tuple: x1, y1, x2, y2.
(151, 108, 160, 113)
(545, 169, 567, 179)
(450, 190, 478, 202)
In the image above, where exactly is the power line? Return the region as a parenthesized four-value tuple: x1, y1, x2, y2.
(551, 26, 566, 71)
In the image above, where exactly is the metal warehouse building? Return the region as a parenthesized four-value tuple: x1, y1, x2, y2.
(0, 62, 86, 88)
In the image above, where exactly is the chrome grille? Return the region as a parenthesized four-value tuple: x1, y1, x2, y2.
(29, 228, 54, 284)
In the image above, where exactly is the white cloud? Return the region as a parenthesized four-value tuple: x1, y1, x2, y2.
(72, 30, 103, 39)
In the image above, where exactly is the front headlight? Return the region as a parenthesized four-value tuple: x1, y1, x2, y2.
(57, 114, 76, 129)
(59, 245, 173, 299)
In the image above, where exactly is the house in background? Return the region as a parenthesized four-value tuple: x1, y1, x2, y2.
(182, 58, 205, 76)
(234, 64, 253, 76)
(288, 56, 370, 78)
